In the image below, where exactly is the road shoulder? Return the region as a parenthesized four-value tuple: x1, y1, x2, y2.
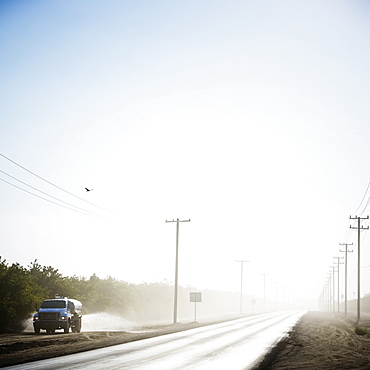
(258, 311, 370, 369)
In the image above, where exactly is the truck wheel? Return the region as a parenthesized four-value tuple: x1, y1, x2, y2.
(72, 318, 81, 333)
(34, 327, 40, 334)
(64, 325, 69, 333)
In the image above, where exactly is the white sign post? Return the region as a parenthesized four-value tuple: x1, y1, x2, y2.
(190, 292, 202, 322)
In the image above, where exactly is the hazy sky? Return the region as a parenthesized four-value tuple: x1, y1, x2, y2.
(1, 0, 370, 307)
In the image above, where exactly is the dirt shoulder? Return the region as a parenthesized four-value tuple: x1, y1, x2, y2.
(261, 311, 370, 370)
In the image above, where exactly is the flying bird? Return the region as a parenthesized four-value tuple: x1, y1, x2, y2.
(85, 188, 93, 192)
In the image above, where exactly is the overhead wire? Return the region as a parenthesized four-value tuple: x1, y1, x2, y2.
(324, 182, 370, 298)
(360, 196, 370, 216)
(341, 219, 353, 244)
(351, 181, 370, 216)
(0, 178, 100, 217)
(0, 153, 122, 216)
(0, 169, 103, 217)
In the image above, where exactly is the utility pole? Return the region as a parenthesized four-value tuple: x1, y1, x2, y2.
(326, 277, 331, 311)
(330, 266, 337, 312)
(166, 218, 191, 324)
(333, 256, 344, 313)
(325, 279, 330, 311)
(236, 260, 248, 314)
(261, 273, 268, 312)
(322, 286, 326, 311)
(350, 215, 369, 324)
(339, 243, 353, 316)
(327, 272, 332, 312)
(275, 281, 279, 311)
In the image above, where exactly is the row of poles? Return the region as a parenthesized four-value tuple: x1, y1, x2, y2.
(235, 265, 295, 314)
(166, 219, 261, 324)
(322, 215, 369, 324)
(167, 218, 297, 324)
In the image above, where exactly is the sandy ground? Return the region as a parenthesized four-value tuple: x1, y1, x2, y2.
(262, 311, 370, 370)
(1, 312, 370, 369)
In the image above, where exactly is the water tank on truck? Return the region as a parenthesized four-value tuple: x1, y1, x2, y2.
(33, 296, 82, 334)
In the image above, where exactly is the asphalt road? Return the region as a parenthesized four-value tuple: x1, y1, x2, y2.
(4, 311, 305, 370)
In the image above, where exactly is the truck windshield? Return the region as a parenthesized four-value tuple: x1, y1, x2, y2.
(41, 300, 66, 308)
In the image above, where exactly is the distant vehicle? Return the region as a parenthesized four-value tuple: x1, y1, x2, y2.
(33, 296, 82, 334)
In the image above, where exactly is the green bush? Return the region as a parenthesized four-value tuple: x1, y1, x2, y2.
(0, 257, 243, 332)
(355, 326, 368, 335)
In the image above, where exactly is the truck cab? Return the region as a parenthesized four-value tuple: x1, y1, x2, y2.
(33, 296, 82, 334)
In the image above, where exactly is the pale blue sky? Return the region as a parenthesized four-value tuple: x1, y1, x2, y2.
(1, 0, 370, 308)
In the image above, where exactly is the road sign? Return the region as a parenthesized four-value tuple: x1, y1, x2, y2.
(190, 292, 202, 302)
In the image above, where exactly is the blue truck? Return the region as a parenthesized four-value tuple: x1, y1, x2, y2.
(33, 296, 82, 334)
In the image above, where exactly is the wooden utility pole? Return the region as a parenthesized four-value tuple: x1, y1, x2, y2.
(333, 256, 344, 312)
(339, 243, 353, 316)
(326, 275, 331, 311)
(325, 277, 330, 311)
(261, 273, 268, 312)
(330, 266, 337, 312)
(236, 260, 248, 314)
(350, 215, 369, 324)
(327, 270, 334, 312)
(166, 218, 191, 324)
(275, 281, 279, 311)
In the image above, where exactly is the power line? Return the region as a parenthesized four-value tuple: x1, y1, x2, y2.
(0, 153, 122, 216)
(0, 170, 103, 217)
(360, 197, 370, 215)
(352, 182, 370, 216)
(342, 219, 353, 243)
(0, 178, 98, 217)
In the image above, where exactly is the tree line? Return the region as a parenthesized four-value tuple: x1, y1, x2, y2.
(0, 257, 241, 332)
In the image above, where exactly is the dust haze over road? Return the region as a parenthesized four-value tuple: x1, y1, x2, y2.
(22, 313, 137, 333)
